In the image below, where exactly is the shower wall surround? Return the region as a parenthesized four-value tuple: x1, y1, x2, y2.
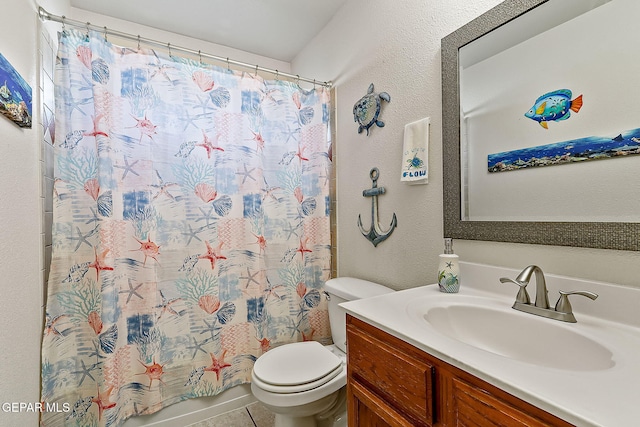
(41, 19, 55, 294)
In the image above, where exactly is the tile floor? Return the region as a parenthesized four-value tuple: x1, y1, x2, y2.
(187, 402, 275, 427)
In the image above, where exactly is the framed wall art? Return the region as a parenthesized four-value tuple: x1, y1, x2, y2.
(0, 53, 32, 128)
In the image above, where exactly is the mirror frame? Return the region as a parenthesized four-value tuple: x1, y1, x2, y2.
(441, 0, 640, 251)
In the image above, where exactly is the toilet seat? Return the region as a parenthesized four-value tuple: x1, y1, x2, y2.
(253, 341, 343, 393)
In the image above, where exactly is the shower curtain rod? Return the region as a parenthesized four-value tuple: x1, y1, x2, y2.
(38, 6, 332, 88)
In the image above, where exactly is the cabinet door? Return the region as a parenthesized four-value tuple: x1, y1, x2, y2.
(347, 322, 436, 425)
(348, 379, 416, 427)
(451, 377, 562, 427)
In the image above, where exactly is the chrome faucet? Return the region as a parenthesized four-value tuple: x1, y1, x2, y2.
(500, 265, 598, 323)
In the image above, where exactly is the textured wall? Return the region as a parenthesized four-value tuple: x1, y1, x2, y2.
(292, 0, 640, 289)
(0, 1, 47, 426)
(292, 0, 504, 289)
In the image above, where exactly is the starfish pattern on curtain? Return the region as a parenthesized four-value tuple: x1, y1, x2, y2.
(41, 29, 331, 426)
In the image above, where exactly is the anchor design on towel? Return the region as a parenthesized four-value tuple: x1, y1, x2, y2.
(357, 168, 397, 247)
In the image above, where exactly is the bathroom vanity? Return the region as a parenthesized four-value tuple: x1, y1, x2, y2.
(347, 315, 570, 426)
(341, 262, 640, 426)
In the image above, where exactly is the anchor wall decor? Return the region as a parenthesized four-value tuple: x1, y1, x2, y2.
(357, 168, 398, 247)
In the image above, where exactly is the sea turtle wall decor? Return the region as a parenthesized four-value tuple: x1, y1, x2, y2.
(353, 83, 390, 135)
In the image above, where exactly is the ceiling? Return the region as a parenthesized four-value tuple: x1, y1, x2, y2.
(70, 0, 347, 62)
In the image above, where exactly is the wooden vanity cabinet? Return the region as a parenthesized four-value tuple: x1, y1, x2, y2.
(346, 315, 574, 427)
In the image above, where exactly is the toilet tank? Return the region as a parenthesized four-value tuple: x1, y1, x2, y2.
(324, 277, 394, 353)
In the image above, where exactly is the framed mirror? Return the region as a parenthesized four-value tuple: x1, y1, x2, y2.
(441, 0, 640, 250)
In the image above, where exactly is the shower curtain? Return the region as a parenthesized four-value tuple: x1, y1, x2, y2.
(41, 29, 331, 426)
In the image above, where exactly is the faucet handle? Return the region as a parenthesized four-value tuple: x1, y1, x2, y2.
(500, 277, 531, 304)
(555, 290, 598, 314)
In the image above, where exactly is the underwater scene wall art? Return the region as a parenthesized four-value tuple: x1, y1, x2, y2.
(488, 127, 640, 173)
(0, 53, 32, 128)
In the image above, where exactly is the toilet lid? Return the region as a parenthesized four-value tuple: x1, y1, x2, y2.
(253, 341, 342, 390)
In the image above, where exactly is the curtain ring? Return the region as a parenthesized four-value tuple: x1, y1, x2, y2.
(198, 50, 202, 65)
(275, 70, 279, 81)
(226, 57, 230, 71)
(103, 26, 108, 42)
(168, 43, 172, 57)
(61, 15, 66, 34)
(313, 79, 316, 89)
(85, 22, 90, 38)
(137, 35, 141, 51)
(296, 75, 300, 87)
(255, 65, 259, 77)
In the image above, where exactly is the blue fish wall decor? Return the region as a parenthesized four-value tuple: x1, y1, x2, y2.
(525, 89, 583, 129)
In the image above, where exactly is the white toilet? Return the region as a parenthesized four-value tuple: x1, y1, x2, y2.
(250, 277, 394, 427)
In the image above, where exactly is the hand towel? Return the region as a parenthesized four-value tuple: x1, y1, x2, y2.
(401, 117, 429, 184)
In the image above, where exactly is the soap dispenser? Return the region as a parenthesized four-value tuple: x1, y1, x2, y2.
(438, 238, 460, 293)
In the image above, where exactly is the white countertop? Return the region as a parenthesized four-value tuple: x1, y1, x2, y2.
(340, 262, 640, 427)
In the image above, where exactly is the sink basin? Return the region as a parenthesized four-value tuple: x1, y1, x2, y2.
(412, 296, 614, 371)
